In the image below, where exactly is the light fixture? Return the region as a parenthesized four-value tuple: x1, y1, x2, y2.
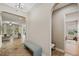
(3, 21, 10, 24)
(9, 23, 12, 26)
(16, 3, 24, 9)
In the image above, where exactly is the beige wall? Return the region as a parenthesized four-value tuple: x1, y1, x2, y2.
(27, 4, 54, 55)
(52, 4, 78, 50)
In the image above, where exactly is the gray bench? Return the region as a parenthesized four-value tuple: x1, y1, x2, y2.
(24, 41, 42, 56)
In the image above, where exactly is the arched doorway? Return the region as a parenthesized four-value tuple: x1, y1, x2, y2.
(51, 3, 79, 56)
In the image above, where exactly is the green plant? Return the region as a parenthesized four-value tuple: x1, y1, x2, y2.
(68, 30, 77, 35)
(68, 31, 74, 35)
(74, 30, 77, 33)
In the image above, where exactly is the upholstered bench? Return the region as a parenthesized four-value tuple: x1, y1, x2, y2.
(24, 41, 42, 56)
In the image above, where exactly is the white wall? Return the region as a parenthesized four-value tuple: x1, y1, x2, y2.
(52, 4, 78, 50)
(27, 4, 54, 55)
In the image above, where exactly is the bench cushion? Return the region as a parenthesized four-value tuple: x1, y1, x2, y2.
(24, 41, 42, 56)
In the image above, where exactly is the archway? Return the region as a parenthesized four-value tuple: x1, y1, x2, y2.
(51, 3, 79, 56)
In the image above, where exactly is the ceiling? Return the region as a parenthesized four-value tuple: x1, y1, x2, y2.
(66, 11, 79, 20)
(54, 3, 71, 11)
(3, 3, 71, 13)
(3, 3, 38, 13)
(2, 12, 26, 25)
(1, 3, 39, 25)
(2, 3, 77, 13)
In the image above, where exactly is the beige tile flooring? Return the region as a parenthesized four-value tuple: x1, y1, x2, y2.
(0, 39, 32, 56)
(52, 49, 64, 56)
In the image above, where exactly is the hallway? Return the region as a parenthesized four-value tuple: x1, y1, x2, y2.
(0, 39, 32, 56)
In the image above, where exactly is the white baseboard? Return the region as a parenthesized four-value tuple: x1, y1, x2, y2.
(65, 53, 72, 56)
(42, 52, 47, 56)
(56, 48, 64, 53)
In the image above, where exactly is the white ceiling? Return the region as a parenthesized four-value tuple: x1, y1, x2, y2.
(3, 3, 70, 13)
(66, 11, 79, 20)
(2, 12, 26, 25)
(54, 3, 71, 11)
(3, 3, 38, 13)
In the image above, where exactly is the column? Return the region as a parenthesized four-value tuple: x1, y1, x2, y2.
(21, 24, 26, 43)
(0, 12, 2, 48)
(3, 24, 7, 34)
(10, 24, 14, 44)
